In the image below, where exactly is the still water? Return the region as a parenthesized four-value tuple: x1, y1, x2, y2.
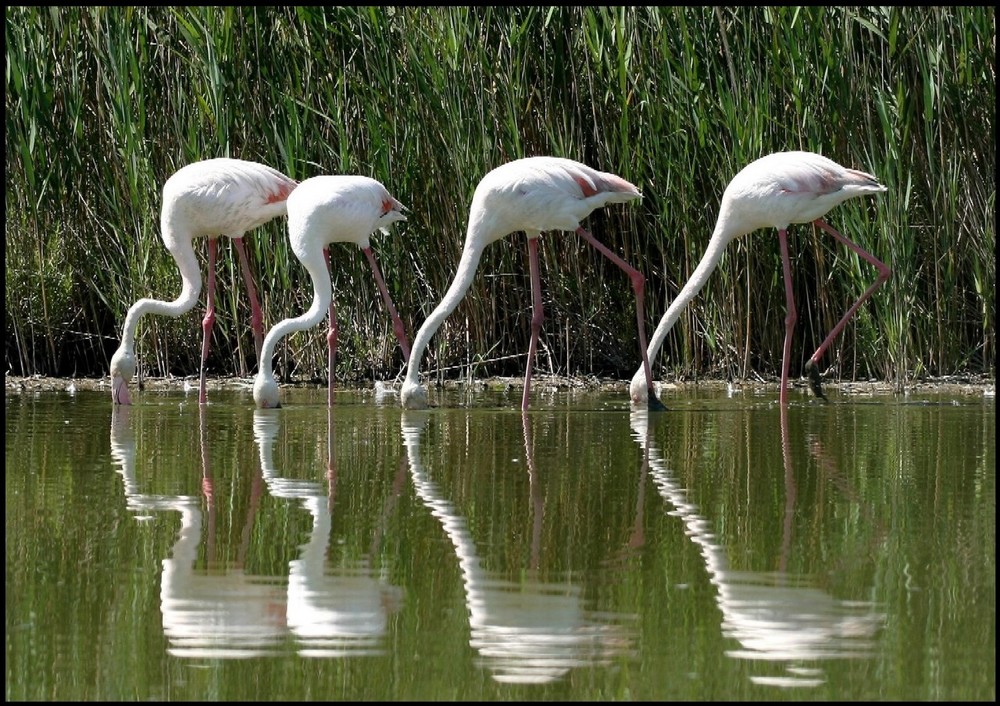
(5, 384, 995, 700)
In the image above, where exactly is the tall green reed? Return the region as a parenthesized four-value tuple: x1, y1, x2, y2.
(5, 6, 994, 386)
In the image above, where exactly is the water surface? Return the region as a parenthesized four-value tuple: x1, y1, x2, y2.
(5, 385, 995, 700)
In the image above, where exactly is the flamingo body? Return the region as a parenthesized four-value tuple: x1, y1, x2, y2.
(110, 157, 297, 405)
(629, 151, 890, 405)
(470, 156, 643, 243)
(401, 156, 663, 411)
(719, 151, 887, 233)
(253, 175, 408, 409)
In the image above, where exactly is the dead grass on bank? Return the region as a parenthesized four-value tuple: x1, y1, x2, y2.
(5, 373, 996, 400)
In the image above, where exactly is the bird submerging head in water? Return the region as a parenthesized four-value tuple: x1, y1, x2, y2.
(110, 158, 297, 406)
(399, 155, 665, 412)
(628, 150, 891, 407)
(252, 175, 409, 409)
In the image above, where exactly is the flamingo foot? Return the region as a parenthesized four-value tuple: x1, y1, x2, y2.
(805, 360, 828, 401)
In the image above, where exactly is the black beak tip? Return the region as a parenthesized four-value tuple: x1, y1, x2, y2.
(648, 394, 668, 412)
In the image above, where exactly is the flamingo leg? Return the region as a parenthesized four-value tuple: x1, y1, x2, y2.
(362, 246, 411, 362)
(232, 237, 264, 367)
(575, 227, 666, 411)
(805, 219, 892, 398)
(200, 238, 219, 404)
(778, 228, 798, 405)
(324, 248, 338, 407)
(523, 238, 545, 411)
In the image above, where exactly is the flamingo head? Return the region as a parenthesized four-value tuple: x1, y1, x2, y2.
(110, 346, 135, 405)
(400, 379, 428, 410)
(253, 372, 281, 409)
(629, 369, 649, 406)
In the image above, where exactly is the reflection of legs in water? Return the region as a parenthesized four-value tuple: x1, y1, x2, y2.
(327, 406, 337, 515)
(325, 405, 406, 619)
(779, 405, 796, 575)
(806, 425, 887, 577)
(371, 455, 409, 617)
(626, 427, 649, 555)
(522, 413, 544, 572)
(200, 406, 217, 564)
(605, 413, 649, 568)
(238, 465, 265, 569)
(200, 405, 265, 570)
(200, 405, 214, 508)
(370, 456, 408, 563)
(406, 410, 634, 685)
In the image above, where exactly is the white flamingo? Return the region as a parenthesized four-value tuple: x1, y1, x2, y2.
(400, 156, 665, 411)
(253, 175, 408, 409)
(110, 157, 297, 405)
(629, 151, 891, 406)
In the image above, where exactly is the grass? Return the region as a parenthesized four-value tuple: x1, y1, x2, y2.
(5, 6, 995, 385)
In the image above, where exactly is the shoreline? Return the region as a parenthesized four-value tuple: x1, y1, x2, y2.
(5, 373, 996, 398)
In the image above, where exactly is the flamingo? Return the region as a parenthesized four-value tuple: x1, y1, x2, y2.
(628, 150, 891, 406)
(400, 156, 665, 411)
(253, 175, 409, 409)
(109, 157, 297, 406)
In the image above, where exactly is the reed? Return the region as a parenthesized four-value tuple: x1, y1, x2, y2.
(5, 7, 994, 385)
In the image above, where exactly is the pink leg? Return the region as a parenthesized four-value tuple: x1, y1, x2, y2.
(362, 247, 410, 363)
(232, 237, 264, 366)
(324, 248, 338, 407)
(522, 238, 545, 411)
(575, 227, 666, 411)
(778, 228, 797, 406)
(200, 238, 219, 404)
(805, 219, 892, 397)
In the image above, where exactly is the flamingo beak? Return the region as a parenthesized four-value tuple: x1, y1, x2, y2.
(112, 375, 132, 406)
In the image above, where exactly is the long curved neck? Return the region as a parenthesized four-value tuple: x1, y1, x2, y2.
(258, 255, 332, 379)
(644, 221, 735, 371)
(404, 243, 485, 386)
(119, 237, 202, 350)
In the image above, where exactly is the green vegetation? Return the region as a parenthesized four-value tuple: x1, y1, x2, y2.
(5, 7, 995, 385)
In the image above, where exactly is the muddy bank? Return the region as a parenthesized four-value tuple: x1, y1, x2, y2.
(5, 373, 995, 399)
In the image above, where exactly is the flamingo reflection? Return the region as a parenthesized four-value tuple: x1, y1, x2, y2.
(401, 410, 635, 685)
(252, 407, 404, 657)
(629, 406, 885, 688)
(110, 405, 286, 658)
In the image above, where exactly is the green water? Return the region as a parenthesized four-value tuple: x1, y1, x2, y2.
(5, 386, 995, 700)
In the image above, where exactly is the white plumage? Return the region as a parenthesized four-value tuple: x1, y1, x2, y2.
(111, 157, 297, 405)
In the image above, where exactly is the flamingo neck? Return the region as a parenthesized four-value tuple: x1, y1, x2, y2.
(258, 256, 332, 381)
(118, 235, 202, 351)
(645, 222, 735, 370)
(404, 243, 485, 386)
